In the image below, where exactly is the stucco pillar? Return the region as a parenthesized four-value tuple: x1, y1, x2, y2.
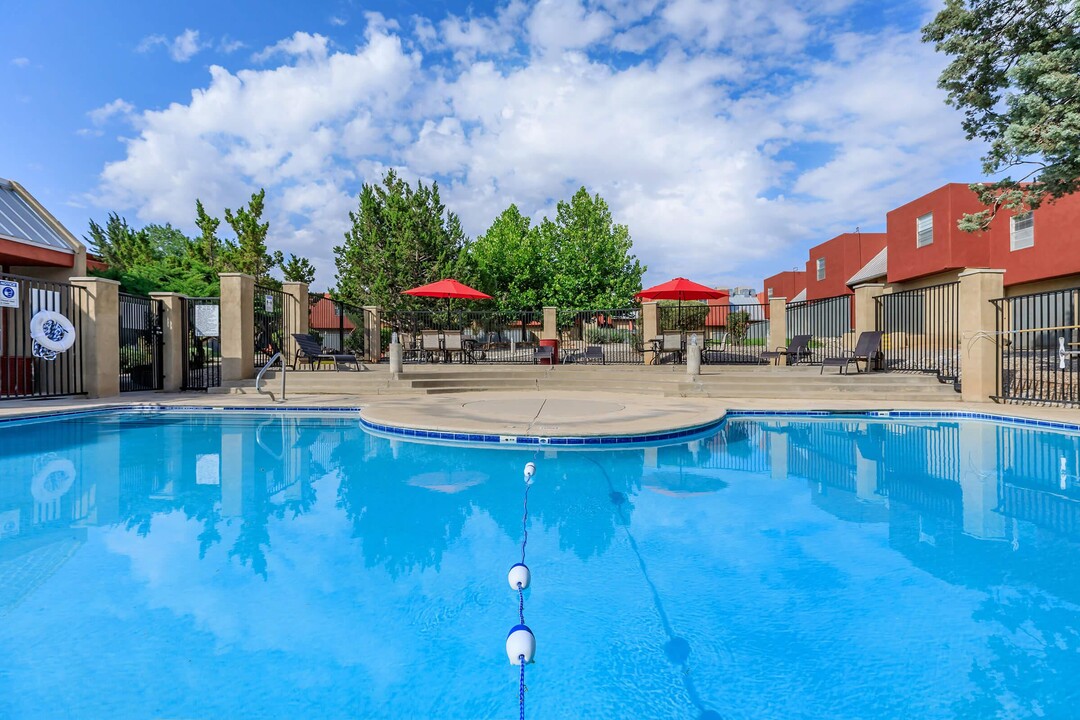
(852, 283, 887, 339)
(219, 273, 255, 381)
(542, 306, 557, 341)
(767, 297, 788, 365)
(363, 305, 381, 363)
(958, 268, 1005, 403)
(281, 281, 309, 369)
(149, 292, 186, 392)
(70, 276, 120, 398)
(642, 301, 659, 364)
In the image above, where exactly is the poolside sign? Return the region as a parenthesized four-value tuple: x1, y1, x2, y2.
(194, 304, 219, 337)
(0, 279, 18, 308)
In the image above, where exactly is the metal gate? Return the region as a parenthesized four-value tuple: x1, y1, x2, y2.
(119, 293, 164, 392)
(992, 286, 1080, 405)
(254, 284, 291, 369)
(182, 297, 221, 391)
(875, 281, 960, 386)
(0, 272, 86, 399)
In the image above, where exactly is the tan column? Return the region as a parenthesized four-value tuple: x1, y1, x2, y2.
(281, 281, 309, 369)
(642, 301, 659, 364)
(219, 273, 255, 381)
(767, 297, 788, 365)
(959, 268, 1005, 403)
(149, 292, 185, 392)
(70, 276, 120, 398)
(542, 306, 557, 341)
(363, 305, 381, 363)
(852, 283, 886, 338)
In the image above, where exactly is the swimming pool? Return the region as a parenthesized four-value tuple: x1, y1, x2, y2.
(1, 409, 1078, 718)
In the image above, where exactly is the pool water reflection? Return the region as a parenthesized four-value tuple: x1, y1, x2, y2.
(0, 411, 1078, 718)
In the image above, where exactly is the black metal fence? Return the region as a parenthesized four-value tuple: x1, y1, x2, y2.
(384, 309, 543, 363)
(308, 295, 370, 358)
(0, 272, 85, 400)
(182, 297, 221, 391)
(697, 302, 770, 364)
(254, 284, 292, 369)
(785, 294, 855, 364)
(992, 286, 1080, 405)
(875, 281, 960, 386)
(560, 309, 642, 363)
(118, 293, 163, 392)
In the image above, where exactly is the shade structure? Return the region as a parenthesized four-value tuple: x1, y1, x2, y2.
(635, 277, 725, 302)
(636, 277, 725, 332)
(401, 279, 493, 327)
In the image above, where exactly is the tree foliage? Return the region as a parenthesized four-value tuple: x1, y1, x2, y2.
(281, 254, 317, 284)
(923, 0, 1080, 229)
(87, 214, 158, 271)
(223, 189, 282, 281)
(460, 205, 548, 311)
(334, 170, 466, 311)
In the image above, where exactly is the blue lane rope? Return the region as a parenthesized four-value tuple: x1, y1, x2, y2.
(519, 655, 526, 720)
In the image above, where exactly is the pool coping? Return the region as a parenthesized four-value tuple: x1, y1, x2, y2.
(1, 403, 1078, 443)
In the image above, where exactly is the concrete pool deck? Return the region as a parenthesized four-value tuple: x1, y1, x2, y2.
(1, 389, 1078, 434)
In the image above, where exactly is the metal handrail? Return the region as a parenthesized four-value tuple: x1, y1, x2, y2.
(256, 352, 286, 402)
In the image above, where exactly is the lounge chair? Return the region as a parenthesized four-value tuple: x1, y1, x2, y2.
(761, 334, 812, 365)
(442, 331, 473, 363)
(292, 334, 363, 371)
(821, 332, 884, 374)
(652, 332, 684, 364)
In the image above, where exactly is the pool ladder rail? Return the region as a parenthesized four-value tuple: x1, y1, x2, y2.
(256, 352, 287, 402)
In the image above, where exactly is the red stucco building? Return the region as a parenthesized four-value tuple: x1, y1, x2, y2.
(803, 232, 887, 300)
(762, 270, 806, 302)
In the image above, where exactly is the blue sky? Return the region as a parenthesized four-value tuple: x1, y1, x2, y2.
(2, 0, 985, 290)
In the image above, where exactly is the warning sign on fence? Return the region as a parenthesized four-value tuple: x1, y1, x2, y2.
(0, 279, 18, 308)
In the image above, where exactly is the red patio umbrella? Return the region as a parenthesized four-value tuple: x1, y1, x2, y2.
(402, 278, 493, 326)
(636, 277, 725, 330)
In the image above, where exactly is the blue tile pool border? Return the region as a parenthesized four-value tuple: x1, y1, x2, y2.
(0, 404, 1078, 439)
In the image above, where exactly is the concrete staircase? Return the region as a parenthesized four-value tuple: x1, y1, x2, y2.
(215, 364, 962, 402)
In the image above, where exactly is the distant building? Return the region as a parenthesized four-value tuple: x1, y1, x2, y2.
(804, 232, 887, 300)
(0, 178, 87, 281)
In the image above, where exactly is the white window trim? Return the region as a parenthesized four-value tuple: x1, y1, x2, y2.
(916, 212, 933, 247)
(1010, 212, 1034, 251)
(816, 258, 825, 281)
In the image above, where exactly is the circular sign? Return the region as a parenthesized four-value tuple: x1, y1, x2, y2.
(1, 286, 14, 300)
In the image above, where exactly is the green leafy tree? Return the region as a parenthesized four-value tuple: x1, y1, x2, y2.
(543, 187, 645, 309)
(281, 254, 317, 285)
(223, 189, 281, 281)
(461, 204, 549, 310)
(923, 0, 1080, 229)
(334, 170, 466, 311)
(193, 199, 225, 270)
(86, 213, 159, 271)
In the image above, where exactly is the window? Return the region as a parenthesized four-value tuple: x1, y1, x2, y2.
(333, 303, 342, 317)
(1011, 212, 1034, 250)
(916, 213, 933, 247)
(767, 287, 773, 298)
(816, 258, 825, 281)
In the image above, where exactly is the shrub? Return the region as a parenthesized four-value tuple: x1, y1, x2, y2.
(586, 327, 631, 344)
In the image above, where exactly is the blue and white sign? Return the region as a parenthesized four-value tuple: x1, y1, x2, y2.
(0, 279, 18, 308)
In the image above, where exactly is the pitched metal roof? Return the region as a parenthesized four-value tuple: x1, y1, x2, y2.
(0, 178, 75, 252)
(847, 247, 887, 286)
(790, 288, 807, 303)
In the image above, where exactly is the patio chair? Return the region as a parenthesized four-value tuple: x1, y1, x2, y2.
(820, 332, 884, 374)
(761, 334, 812, 366)
(652, 332, 684, 364)
(442, 331, 474, 363)
(534, 345, 554, 363)
(292, 334, 364, 371)
(702, 333, 728, 365)
(420, 330, 442, 363)
(565, 345, 605, 364)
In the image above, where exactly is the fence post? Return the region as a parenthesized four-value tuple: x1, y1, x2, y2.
(767, 297, 788, 365)
(69, 276, 120, 398)
(642, 301, 658, 364)
(542, 306, 557, 340)
(363, 305, 381, 363)
(281, 281, 309, 368)
(219, 273, 255, 381)
(852, 283, 886, 338)
(958, 268, 1005, 403)
(149, 292, 186, 392)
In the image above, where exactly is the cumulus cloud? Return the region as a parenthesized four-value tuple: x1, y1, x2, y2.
(78, 98, 136, 138)
(96, 1, 980, 290)
(137, 29, 206, 61)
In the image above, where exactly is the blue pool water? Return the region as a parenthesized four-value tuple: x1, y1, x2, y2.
(1, 410, 1079, 719)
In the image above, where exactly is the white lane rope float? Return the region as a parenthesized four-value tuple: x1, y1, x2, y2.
(29, 310, 76, 360)
(506, 461, 537, 720)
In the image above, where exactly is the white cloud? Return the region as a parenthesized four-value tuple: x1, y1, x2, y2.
(137, 29, 206, 62)
(10, 57, 30, 68)
(95, 1, 981, 290)
(88, 98, 135, 126)
(218, 36, 246, 54)
(330, 15, 348, 27)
